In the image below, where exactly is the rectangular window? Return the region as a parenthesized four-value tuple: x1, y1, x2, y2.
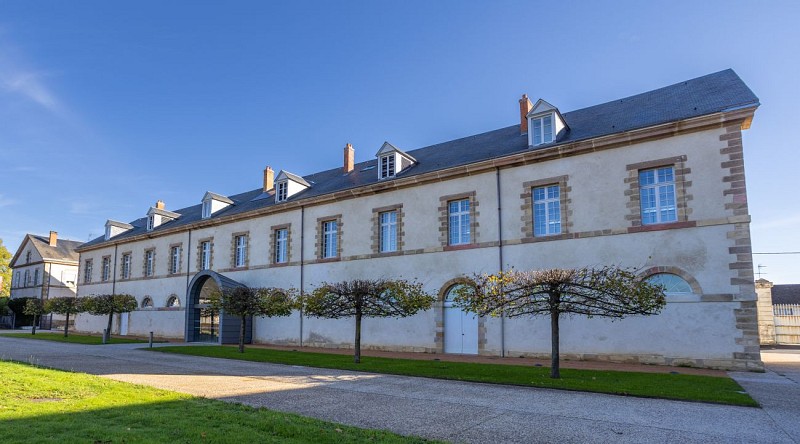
(201, 241, 211, 270)
(234, 235, 247, 268)
(202, 200, 211, 218)
(276, 182, 288, 202)
(380, 154, 395, 179)
(532, 114, 554, 146)
(322, 220, 338, 258)
(275, 228, 288, 263)
(448, 199, 471, 245)
(170, 246, 180, 274)
(639, 166, 677, 225)
(379, 211, 397, 252)
(24, 270, 30, 286)
(121, 253, 131, 279)
(34, 268, 40, 286)
(147, 215, 155, 231)
(83, 259, 93, 284)
(145, 250, 155, 277)
(533, 185, 561, 236)
(101, 257, 111, 281)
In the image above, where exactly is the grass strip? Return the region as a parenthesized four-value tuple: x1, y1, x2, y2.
(0, 360, 434, 443)
(0, 332, 150, 345)
(152, 345, 757, 407)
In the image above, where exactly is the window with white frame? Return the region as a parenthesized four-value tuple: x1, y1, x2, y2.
(533, 185, 561, 236)
(646, 273, 693, 295)
(448, 199, 471, 245)
(274, 228, 288, 264)
(144, 250, 155, 277)
(83, 259, 93, 284)
(276, 182, 288, 202)
(121, 253, 131, 279)
(167, 295, 180, 307)
(322, 220, 338, 258)
(379, 154, 395, 179)
(33, 268, 40, 286)
(531, 114, 554, 146)
(234, 235, 247, 268)
(146, 214, 155, 231)
(379, 211, 397, 252)
(102, 257, 111, 281)
(170, 246, 180, 274)
(201, 241, 211, 270)
(639, 166, 677, 225)
(25, 251, 31, 264)
(202, 200, 212, 219)
(141, 297, 154, 308)
(24, 270, 30, 286)
(14, 271, 20, 288)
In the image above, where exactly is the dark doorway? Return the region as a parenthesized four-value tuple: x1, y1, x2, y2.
(185, 270, 251, 345)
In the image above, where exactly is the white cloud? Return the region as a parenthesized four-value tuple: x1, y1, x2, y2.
(0, 40, 63, 114)
(0, 194, 15, 208)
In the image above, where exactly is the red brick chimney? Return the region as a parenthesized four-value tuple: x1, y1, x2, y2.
(156, 200, 165, 210)
(343, 143, 355, 173)
(49, 231, 58, 247)
(263, 166, 274, 192)
(519, 94, 532, 134)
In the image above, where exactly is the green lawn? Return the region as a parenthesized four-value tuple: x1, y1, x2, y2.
(152, 346, 757, 407)
(0, 332, 150, 345)
(0, 360, 433, 443)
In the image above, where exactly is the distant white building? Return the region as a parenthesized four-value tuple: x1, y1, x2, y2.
(75, 70, 762, 371)
(10, 231, 82, 328)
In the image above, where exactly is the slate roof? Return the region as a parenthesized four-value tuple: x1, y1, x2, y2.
(79, 69, 759, 251)
(14, 234, 83, 264)
(772, 285, 800, 305)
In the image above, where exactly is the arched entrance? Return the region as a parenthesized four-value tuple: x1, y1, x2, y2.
(443, 284, 479, 355)
(185, 270, 251, 344)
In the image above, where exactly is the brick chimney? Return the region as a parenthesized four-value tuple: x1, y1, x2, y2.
(263, 166, 274, 192)
(156, 200, 165, 210)
(48, 231, 58, 247)
(343, 143, 355, 173)
(519, 94, 533, 134)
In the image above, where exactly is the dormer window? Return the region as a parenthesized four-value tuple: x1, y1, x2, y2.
(276, 181, 288, 202)
(146, 203, 180, 231)
(379, 154, 396, 179)
(201, 192, 233, 219)
(147, 214, 155, 231)
(202, 200, 211, 218)
(105, 219, 134, 240)
(532, 114, 554, 146)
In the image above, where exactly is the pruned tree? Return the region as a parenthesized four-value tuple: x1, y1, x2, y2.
(304, 279, 435, 363)
(209, 287, 295, 353)
(454, 267, 666, 378)
(23, 298, 47, 335)
(0, 238, 11, 297)
(45, 297, 85, 338)
(82, 294, 138, 342)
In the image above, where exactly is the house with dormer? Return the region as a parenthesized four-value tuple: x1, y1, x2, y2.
(74, 69, 762, 370)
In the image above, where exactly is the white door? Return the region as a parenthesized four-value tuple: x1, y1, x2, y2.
(443, 287, 478, 354)
(119, 313, 129, 336)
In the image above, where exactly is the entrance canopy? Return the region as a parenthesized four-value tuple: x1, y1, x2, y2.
(185, 270, 250, 344)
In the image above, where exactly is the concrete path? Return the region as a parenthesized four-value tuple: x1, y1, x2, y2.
(0, 336, 796, 443)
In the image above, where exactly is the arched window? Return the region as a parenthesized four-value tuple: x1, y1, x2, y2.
(647, 273, 693, 295)
(166, 295, 180, 307)
(141, 297, 154, 309)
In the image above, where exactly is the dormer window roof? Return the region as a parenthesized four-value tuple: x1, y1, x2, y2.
(105, 219, 133, 240)
(527, 99, 568, 147)
(375, 142, 416, 180)
(275, 170, 310, 203)
(201, 192, 234, 219)
(146, 207, 180, 231)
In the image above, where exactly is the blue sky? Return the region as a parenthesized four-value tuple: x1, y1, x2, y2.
(0, 1, 798, 283)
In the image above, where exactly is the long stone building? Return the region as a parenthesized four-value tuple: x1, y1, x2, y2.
(74, 69, 762, 370)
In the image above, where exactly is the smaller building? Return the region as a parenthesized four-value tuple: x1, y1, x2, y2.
(9, 232, 82, 328)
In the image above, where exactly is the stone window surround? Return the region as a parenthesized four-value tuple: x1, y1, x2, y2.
(625, 155, 693, 231)
(438, 191, 480, 250)
(196, 237, 214, 271)
(83, 259, 93, 284)
(230, 231, 250, 269)
(270, 223, 292, 266)
(100, 255, 111, 282)
(520, 175, 572, 240)
(120, 251, 132, 280)
(371, 204, 405, 255)
(168, 243, 183, 275)
(143, 248, 156, 278)
(315, 214, 343, 261)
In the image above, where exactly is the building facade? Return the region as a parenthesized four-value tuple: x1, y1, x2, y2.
(74, 69, 762, 370)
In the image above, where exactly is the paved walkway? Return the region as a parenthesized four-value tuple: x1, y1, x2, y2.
(1, 335, 797, 443)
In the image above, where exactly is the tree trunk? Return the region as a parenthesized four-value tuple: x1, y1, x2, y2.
(354, 312, 362, 364)
(239, 315, 246, 353)
(64, 312, 70, 337)
(106, 312, 114, 342)
(32, 315, 37, 335)
(550, 309, 560, 379)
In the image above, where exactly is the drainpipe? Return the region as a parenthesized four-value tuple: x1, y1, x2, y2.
(496, 167, 506, 357)
(299, 205, 305, 347)
(185, 229, 192, 343)
(111, 244, 118, 295)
